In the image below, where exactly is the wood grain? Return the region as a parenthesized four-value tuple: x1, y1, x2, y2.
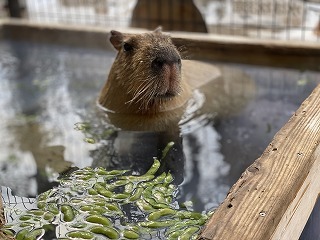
(199, 83, 320, 240)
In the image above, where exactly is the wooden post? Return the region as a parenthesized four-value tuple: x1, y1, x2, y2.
(199, 83, 320, 240)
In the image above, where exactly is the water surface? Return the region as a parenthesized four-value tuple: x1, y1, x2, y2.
(0, 40, 319, 213)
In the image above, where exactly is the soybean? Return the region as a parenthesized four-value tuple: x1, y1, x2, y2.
(148, 208, 176, 221)
(86, 215, 111, 226)
(90, 226, 120, 239)
(67, 231, 94, 239)
(61, 205, 75, 222)
(24, 229, 44, 240)
(179, 226, 200, 240)
(123, 229, 140, 239)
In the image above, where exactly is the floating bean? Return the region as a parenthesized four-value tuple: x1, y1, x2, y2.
(129, 187, 144, 201)
(105, 203, 121, 212)
(113, 193, 130, 199)
(123, 229, 140, 239)
(19, 214, 33, 221)
(94, 183, 112, 197)
(1, 229, 14, 236)
(61, 205, 75, 222)
(80, 205, 107, 214)
(71, 222, 87, 228)
(124, 182, 134, 193)
(139, 219, 176, 228)
(112, 179, 129, 187)
(16, 229, 31, 240)
(179, 226, 200, 240)
(144, 197, 169, 209)
(24, 228, 44, 240)
(47, 203, 59, 215)
(67, 230, 94, 239)
(88, 188, 98, 195)
(37, 201, 46, 209)
(136, 199, 154, 211)
(176, 211, 203, 220)
(86, 215, 111, 226)
(152, 172, 167, 184)
(90, 226, 120, 239)
(161, 142, 175, 159)
(28, 209, 45, 216)
(163, 173, 174, 185)
(144, 159, 160, 175)
(167, 230, 184, 240)
(120, 175, 154, 182)
(107, 169, 129, 175)
(44, 212, 55, 221)
(148, 208, 177, 221)
(38, 190, 52, 201)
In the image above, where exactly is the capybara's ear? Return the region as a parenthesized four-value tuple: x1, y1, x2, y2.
(153, 26, 162, 34)
(110, 30, 124, 51)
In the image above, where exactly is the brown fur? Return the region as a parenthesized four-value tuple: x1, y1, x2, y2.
(98, 28, 191, 115)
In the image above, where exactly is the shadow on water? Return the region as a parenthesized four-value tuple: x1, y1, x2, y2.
(0, 40, 320, 219)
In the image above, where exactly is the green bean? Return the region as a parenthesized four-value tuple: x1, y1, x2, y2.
(148, 208, 177, 221)
(67, 231, 94, 239)
(44, 212, 55, 221)
(16, 229, 31, 240)
(37, 201, 46, 209)
(71, 222, 87, 228)
(144, 197, 169, 209)
(1, 229, 14, 236)
(120, 175, 154, 182)
(113, 193, 130, 199)
(144, 159, 160, 175)
(61, 205, 75, 222)
(86, 215, 111, 226)
(124, 182, 134, 193)
(38, 190, 52, 201)
(152, 172, 167, 184)
(112, 179, 129, 187)
(163, 172, 174, 185)
(19, 214, 33, 221)
(179, 226, 200, 240)
(24, 229, 44, 240)
(123, 229, 140, 239)
(88, 188, 98, 195)
(167, 230, 184, 240)
(105, 203, 121, 212)
(139, 219, 176, 228)
(47, 203, 59, 215)
(80, 205, 107, 214)
(28, 209, 45, 216)
(90, 226, 120, 239)
(161, 142, 175, 159)
(94, 183, 113, 198)
(136, 199, 154, 211)
(176, 211, 203, 220)
(129, 187, 144, 201)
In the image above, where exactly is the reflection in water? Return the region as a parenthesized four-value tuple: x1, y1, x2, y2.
(0, 40, 320, 215)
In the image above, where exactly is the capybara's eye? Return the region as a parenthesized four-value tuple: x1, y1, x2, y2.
(123, 42, 133, 52)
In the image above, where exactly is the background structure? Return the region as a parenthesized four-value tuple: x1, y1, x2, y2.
(1, 0, 319, 41)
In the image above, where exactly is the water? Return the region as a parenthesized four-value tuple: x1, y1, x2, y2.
(0, 39, 319, 216)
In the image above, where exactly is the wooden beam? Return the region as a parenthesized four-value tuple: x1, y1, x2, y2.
(199, 83, 320, 240)
(0, 20, 319, 71)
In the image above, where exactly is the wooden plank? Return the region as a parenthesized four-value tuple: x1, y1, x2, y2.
(199, 83, 320, 240)
(0, 19, 320, 71)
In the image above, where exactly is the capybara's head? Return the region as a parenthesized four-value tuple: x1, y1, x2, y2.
(99, 28, 188, 114)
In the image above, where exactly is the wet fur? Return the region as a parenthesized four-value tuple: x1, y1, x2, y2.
(98, 28, 191, 115)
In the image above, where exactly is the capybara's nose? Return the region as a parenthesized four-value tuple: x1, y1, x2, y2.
(152, 55, 181, 71)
